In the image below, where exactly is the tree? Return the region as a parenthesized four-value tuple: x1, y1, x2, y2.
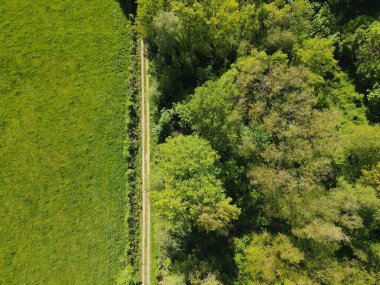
(294, 37, 338, 77)
(168, 0, 240, 70)
(355, 21, 380, 88)
(341, 124, 380, 179)
(152, 135, 240, 237)
(359, 162, 380, 193)
(176, 70, 241, 154)
(137, 0, 164, 39)
(260, 0, 314, 53)
(153, 12, 182, 63)
(294, 37, 367, 124)
(367, 84, 380, 123)
(236, 51, 339, 226)
(342, 19, 380, 89)
(311, 3, 338, 40)
(179, 49, 341, 226)
(234, 232, 311, 284)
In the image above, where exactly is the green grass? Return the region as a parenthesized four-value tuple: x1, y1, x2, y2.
(0, 1, 132, 284)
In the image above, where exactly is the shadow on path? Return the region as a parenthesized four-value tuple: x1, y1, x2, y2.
(117, 0, 137, 18)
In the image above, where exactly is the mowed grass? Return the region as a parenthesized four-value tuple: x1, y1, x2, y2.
(0, 1, 131, 284)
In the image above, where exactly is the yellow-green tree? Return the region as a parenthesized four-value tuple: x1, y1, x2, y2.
(152, 135, 240, 237)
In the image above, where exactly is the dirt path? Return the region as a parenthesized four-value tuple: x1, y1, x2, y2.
(141, 39, 151, 285)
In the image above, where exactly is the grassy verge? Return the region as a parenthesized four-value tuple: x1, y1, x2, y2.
(0, 1, 133, 283)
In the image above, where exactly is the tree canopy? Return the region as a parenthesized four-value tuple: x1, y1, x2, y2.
(152, 135, 240, 238)
(137, 0, 380, 282)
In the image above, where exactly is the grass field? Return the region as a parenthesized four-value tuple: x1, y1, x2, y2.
(0, 1, 132, 283)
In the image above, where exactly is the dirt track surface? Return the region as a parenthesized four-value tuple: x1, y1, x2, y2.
(141, 39, 151, 285)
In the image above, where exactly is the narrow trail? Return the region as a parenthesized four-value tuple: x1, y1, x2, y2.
(141, 39, 151, 285)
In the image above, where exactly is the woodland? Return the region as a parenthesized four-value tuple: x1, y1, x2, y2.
(137, 0, 380, 283)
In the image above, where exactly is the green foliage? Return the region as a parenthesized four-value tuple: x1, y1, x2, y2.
(354, 21, 380, 87)
(294, 37, 367, 124)
(315, 260, 378, 285)
(290, 178, 380, 277)
(330, 73, 367, 125)
(367, 84, 380, 122)
(311, 3, 338, 40)
(144, 0, 380, 282)
(169, 0, 241, 63)
(0, 1, 133, 283)
(260, 0, 314, 53)
(152, 135, 240, 236)
(235, 232, 310, 284)
(236, 52, 338, 225)
(359, 162, 380, 193)
(189, 272, 222, 285)
(235, 178, 380, 284)
(239, 3, 260, 44)
(147, 0, 242, 78)
(175, 45, 378, 282)
(341, 124, 380, 179)
(177, 70, 241, 154)
(332, 180, 380, 235)
(153, 12, 182, 60)
(294, 37, 338, 76)
(153, 107, 176, 142)
(339, 17, 380, 122)
(117, 265, 134, 285)
(137, 0, 164, 38)
(342, 19, 380, 88)
(293, 219, 349, 244)
(163, 274, 186, 285)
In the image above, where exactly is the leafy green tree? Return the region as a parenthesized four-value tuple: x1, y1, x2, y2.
(137, 0, 164, 38)
(236, 51, 339, 226)
(294, 37, 338, 77)
(329, 73, 367, 125)
(168, 0, 241, 69)
(239, 3, 260, 45)
(152, 135, 240, 237)
(176, 70, 241, 154)
(342, 19, 380, 88)
(153, 12, 182, 63)
(359, 162, 380, 193)
(322, 0, 380, 20)
(234, 232, 311, 284)
(294, 179, 379, 243)
(235, 179, 380, 284)
(311, 3, 338, 40)
(189, 271, 222, 285)
(260, 0, 314, 53)
(367, 84, 380, 123)
(341, 124, 380, 179)
(179, 49, 343, 226)
(354, 21, 380, 87)
(294, 37, 367, 124)
(294, 178, 380, 280)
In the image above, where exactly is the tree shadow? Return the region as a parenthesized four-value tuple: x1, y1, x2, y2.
(117, 0, 137, 18)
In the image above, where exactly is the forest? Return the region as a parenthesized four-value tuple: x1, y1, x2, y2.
(137, 0, 380, 284)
